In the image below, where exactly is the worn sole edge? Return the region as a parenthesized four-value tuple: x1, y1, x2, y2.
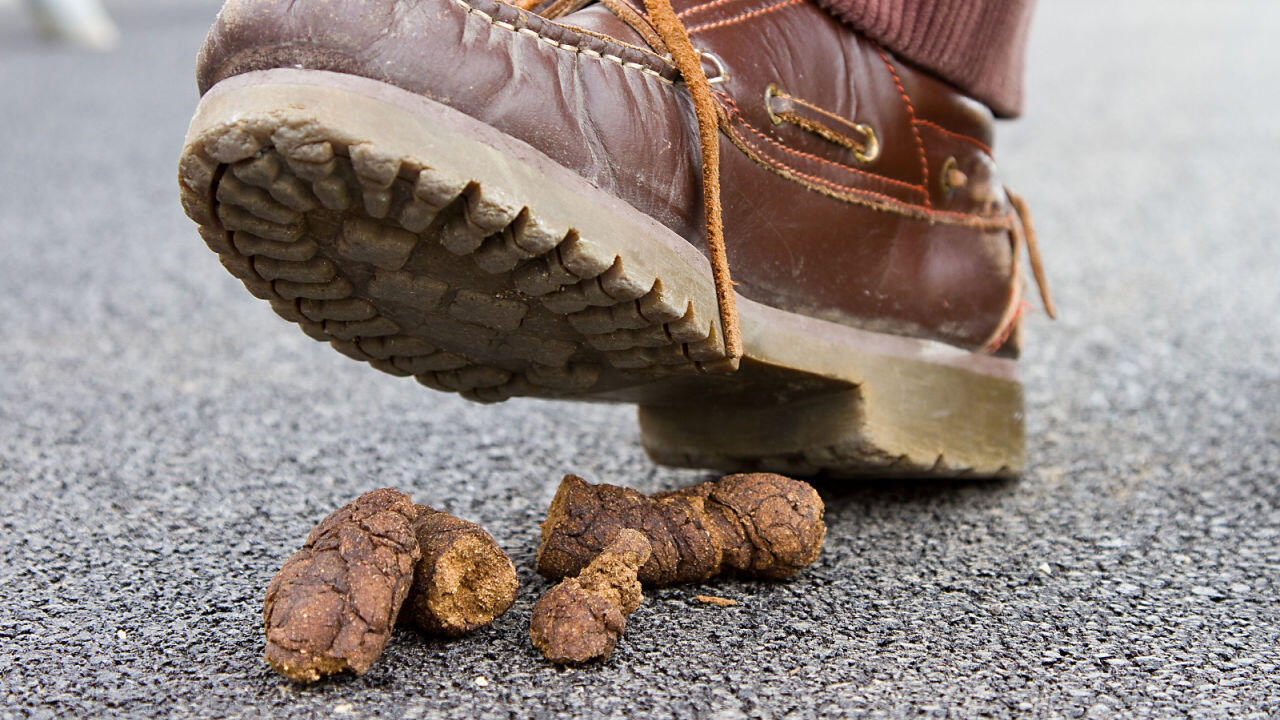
(180, 68, 1024, 478)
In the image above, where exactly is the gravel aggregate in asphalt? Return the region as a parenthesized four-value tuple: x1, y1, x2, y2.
(1, 1, 1278, 717)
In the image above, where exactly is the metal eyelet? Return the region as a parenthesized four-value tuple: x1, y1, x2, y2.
(940, 156, 967, 194)
(852, 123, 879, 164)
(698, 50, 729, 85)
(764, 83, 783, 125)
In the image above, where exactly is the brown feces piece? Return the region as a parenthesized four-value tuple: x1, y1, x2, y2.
(402, 505, 519, 636)
(529, 529, 652, 664)
(537, 473, 825, 586)
(263, 488, 420, 682)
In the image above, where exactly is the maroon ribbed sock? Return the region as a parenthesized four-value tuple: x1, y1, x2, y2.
(815, 0, 1035, 117)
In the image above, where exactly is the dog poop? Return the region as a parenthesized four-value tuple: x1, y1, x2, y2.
(529, 529, 652, 664)
(262, 489, 517, 682)
(263, 488, 420, 682)
(537, 473, 826, 586)
(403, 505, 519, 637)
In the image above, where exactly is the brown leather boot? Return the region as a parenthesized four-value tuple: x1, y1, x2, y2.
(179, 0, 1052, 477)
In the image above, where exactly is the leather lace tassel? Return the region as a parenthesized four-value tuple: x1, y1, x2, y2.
(1007, 190, 1056, 319)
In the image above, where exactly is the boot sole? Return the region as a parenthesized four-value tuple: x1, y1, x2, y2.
(179, 69, 1024, 478)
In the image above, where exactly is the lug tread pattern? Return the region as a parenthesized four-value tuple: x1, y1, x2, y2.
(179, 117, 731, 404)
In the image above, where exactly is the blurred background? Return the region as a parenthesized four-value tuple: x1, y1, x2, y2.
(3, 0, 119, 49)
(1, 0, 1277, 717)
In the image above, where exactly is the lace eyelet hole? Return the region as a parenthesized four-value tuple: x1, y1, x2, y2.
(854, 124, 880, 163)
(940, 155, 967, 193)
(698, 50, 729, 85)
(764, 83, 782, 125)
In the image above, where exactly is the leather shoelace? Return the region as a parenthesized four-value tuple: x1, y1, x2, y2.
(515, 0, 1054, 356)
(1008, 190, 1056, 319)
(518, 0, 742, 361)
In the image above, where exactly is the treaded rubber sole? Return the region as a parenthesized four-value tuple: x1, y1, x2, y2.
(179, 69, 1025, 478)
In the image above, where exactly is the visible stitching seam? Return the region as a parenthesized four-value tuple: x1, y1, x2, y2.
(914, 119, 993, 157)
(686, 0, 803, 34)
(718, 92, 924, 196)
(876, 48, 930, 207)
(676, 0, 741, 19)
(455, 1, 1003, 226)
(720, 102, 1011, 229)
(454, 0, 677, 84)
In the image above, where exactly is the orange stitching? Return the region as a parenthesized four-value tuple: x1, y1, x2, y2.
(676, 0, 740, 19)
(876, 48, 930, 208)
(914, 119, 993, 157)
(735, 124, 1007, 227)
(735, 126, 901, 206)
(723, 94, 1007, 225)
(724, 114, 1009, 228)
(724, 113, 902, 207)
(686, 0, 803, 34)
(717, 92, 925, 196)
(740, 111, 922, 196)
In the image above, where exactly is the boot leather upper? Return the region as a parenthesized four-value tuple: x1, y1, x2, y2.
(197, 0, 1024, 353)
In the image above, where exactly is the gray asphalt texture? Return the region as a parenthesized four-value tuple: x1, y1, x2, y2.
(2, 0, 1278, 717)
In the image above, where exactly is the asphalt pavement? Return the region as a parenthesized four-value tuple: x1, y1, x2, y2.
(1, 0, 1278, 717)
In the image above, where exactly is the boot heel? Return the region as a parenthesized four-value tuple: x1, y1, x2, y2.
(638, 349, 1024, 478)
